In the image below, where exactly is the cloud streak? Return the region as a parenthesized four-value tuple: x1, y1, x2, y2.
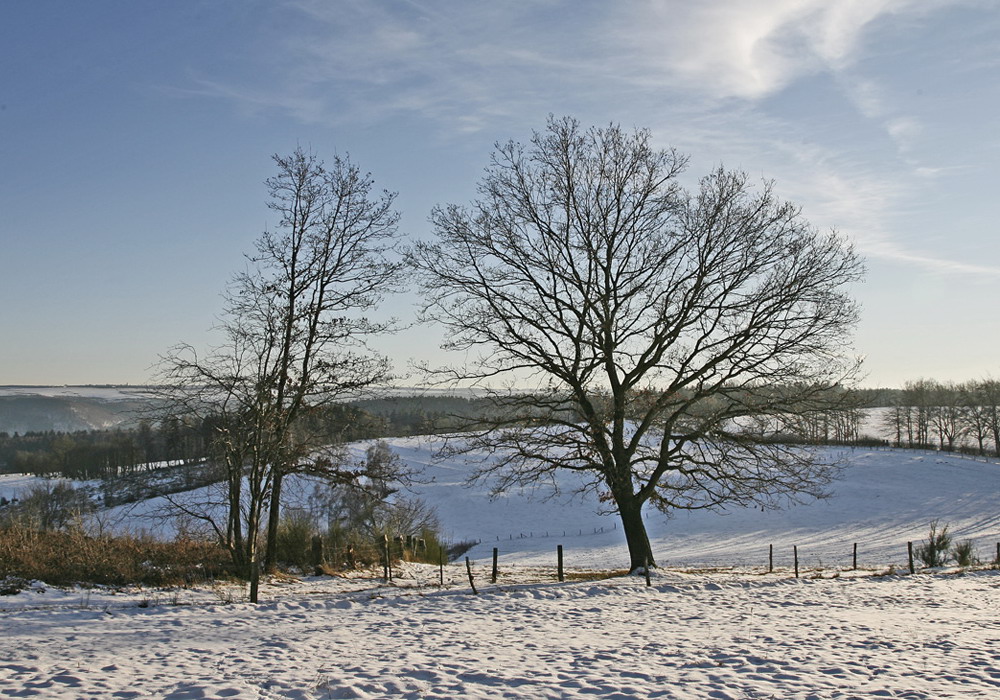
(184, 0, 974, 133)
(617, 0, 899, 99)
(178, 0, 995, 278)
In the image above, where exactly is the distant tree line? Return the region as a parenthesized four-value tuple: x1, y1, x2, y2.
(741, 380, 1000, 455)
(879, 378, 1000, 455)
(0, 419, 206, 480)
(0, 396, 493, 480)
(7, 384, 1000, 482)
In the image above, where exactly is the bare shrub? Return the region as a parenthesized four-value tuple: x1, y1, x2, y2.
(915, 521, 952, 568)
(273, 510, 316, 571)
(952, 540, 977, 567)
(1, 481, 94, 531)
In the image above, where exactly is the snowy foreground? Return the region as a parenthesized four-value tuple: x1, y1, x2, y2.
(3, 444, 1000, 697)
(3, 566, 1000, 698)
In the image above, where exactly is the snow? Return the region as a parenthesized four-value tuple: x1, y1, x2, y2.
(3, 567, 1000, 698)
(0, 476, 99, 505)
(411, 443, 1000, 572)
(3, 443, 1000, 697)
(0, 386, 152, 400)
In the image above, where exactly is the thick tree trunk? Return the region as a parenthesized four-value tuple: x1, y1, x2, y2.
(616, 495, 655, 573)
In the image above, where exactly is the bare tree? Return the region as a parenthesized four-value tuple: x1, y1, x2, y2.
(960, 381, 990, 455)
(410, 117, 863, 572)
(959, 378, 1000, 456)
(159, 148, 403, 574)
(928, 380, 966, 451)
(776, 386, 864, 444)
(2, 481, 94, 531)
(977, 379, 1000, 457)
(311, 441, 437, 543)
(899, 379, 934, 448)
(880, 400, 908, 447)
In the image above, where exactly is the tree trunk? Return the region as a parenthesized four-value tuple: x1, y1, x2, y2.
(242, 504, 262, 579)
(616, 495, 655, 572)
(227, 464, 243, 559)
(263, 469, 284, 573)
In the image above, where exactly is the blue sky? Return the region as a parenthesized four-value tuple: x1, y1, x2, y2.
(1, 0, 998, 387)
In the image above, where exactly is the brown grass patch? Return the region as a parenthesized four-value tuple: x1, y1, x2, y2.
(0, 524, 233, 588)
(562, 569, 631, 582)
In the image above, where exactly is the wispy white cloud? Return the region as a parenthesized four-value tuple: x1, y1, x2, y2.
(617, 0, 981, 188)
(165, 77, 330, 125)
(777, 154, 1000, 277)
(182, 0, 975, 135)
(233, 0, 608, 131)
(177, 0, 994, 278)
(651, 108, 1000, 279)
(616, 0, 922, 100)
(886, 117, 922, 151)
(845, 78, 887, 119)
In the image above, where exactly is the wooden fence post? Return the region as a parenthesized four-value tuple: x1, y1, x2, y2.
(465, 556, 478, 595)
(438, 549, 444, 587)
(383, 534, 391, 582)
(492, 547, 499, 583)
(908, 541, 915, 574)
(794, 546, 799, 578)
(996, 542, 999, 566)
(557, 545, 564, 582)
(768, 544, 773, 573)
(853, 542, 857, 571)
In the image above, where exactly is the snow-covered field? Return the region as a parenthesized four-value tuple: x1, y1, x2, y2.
(3, 566, 1000, 698)
(3, 443, 1000, 698)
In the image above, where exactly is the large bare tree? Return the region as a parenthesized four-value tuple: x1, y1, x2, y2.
(160, 147, 403, 575)
(411, 117, 864, 572)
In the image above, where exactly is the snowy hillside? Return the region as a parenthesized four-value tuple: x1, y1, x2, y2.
(404, 440, 1000, 572)
(4, 443, 1000, 698)
(6, 440, 1000, 572)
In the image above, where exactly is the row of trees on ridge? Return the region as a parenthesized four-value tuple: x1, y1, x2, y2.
(882, 379, 1000, 455)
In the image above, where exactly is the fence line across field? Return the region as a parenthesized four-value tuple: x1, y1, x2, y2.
(447, 536, 1000, 586)
(840, 443, 1000, 465)
(322, 536, 1000, 597)
(313, 523, 1000, 582)
(479, 523, 618, 543)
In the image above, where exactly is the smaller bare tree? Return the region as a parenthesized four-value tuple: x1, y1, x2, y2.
(158, 147, 403, 575)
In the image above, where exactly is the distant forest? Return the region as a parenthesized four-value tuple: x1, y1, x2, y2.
(0, 396, 492, 480)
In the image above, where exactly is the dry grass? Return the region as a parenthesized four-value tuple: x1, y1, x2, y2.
(562, 569, 631, 582)
(0, 524, 233, 588)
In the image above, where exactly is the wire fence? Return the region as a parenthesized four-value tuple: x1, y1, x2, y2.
(446, 537, 1000, 587)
